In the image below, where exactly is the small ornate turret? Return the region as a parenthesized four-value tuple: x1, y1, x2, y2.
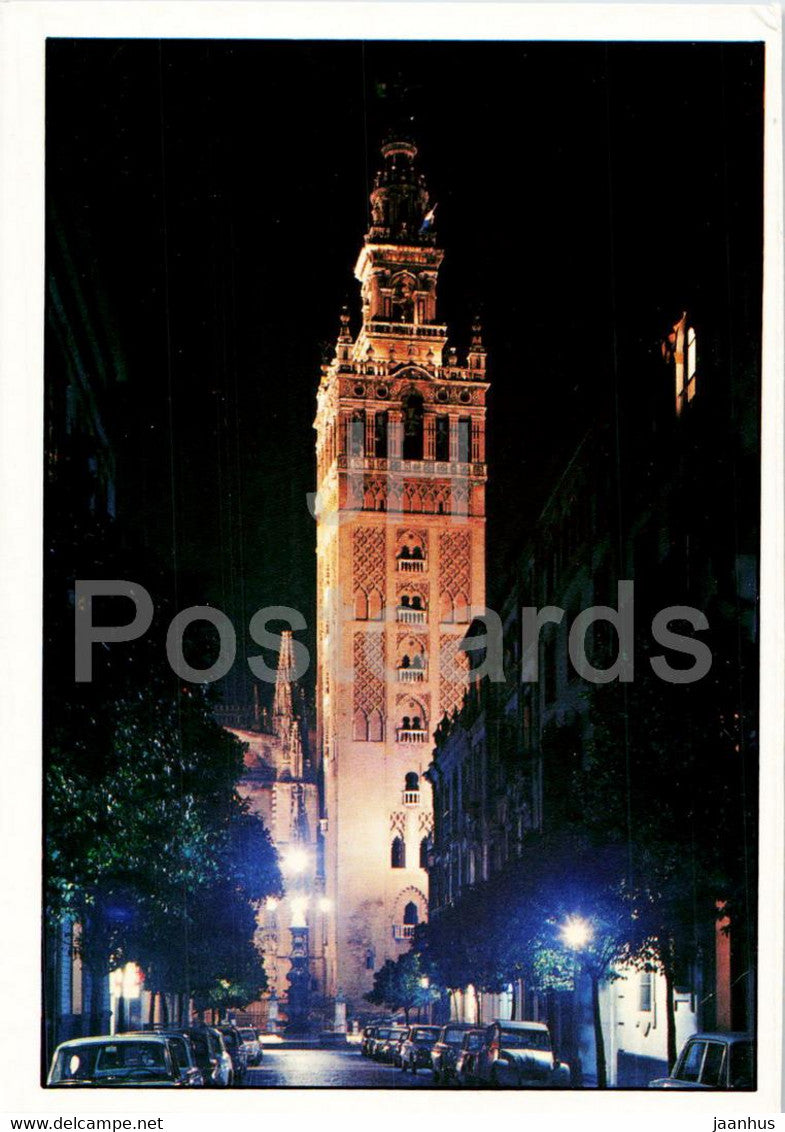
(368, 137, 433, 245)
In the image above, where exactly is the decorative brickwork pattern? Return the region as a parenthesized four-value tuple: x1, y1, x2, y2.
(439, 633, 470, 719)
(353, 630, 386, 715)
(390, 812, 406, 837)
(418, 812, 434, 835)
(438, 530, 471, 598)
(353, 527, 386, 608)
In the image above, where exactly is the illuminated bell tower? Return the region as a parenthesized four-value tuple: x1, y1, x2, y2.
(314, 137, 488, 1013)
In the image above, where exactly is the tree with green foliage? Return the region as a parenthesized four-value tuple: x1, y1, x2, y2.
(365, 950, 438, 1024)
(44, 521, 282, 1031)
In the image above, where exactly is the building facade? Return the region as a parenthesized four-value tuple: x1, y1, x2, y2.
(313, 137, 489, 1013)
(226, 632, 325, 1031)
(427, 306, 758, 1084)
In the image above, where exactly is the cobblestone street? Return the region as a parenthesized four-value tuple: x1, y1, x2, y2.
(244, 1046, 435, 1088)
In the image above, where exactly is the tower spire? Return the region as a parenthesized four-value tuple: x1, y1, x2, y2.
(273, 629, 295, 738)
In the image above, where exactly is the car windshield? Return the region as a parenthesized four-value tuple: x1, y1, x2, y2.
(499, 1028, 551, 1051)
(465, 1032, 483, 1050)
(411, 1029, 438, 1043)
(51, 1042, 170, 1083)
(239, 1029, 256, 1041)
(676, 1040, 705, 1082)
(389, 1028, 407, 1038)
(444, 1028, 469, 1045)
(376, 1029, 391, 1039)
(220, 1030, 239, 1051)
(165, 1036, 187, 1068)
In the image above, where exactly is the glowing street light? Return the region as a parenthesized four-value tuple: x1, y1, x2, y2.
(283, 846, 309, 875)
(318, 897, 333, 914)
(560, 915, 593, 951)
(290, 896, 308, 928)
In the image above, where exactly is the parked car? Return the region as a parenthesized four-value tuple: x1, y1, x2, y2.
(454, 1028, 486, 1087)
(374, 1025, 408, 1063)
(47, 1034, 190, 1087)
(431, 1022, 476, 1084)
(649, 1033, 755, 1089)
(183, 1026, 234, 1088)
(237, 1026, 263, 1066)
(367, 1026, 392, 1059)
(474, 1021, 571, 1088)
(217, 1025, 249, 1083)
(126, 1030, 204, 1087)
(399, 1025, 441, 1074)
(360, 1024, 380, 1058)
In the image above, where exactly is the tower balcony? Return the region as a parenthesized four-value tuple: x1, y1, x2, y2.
(398, 666, 426, 683)
(402, 789, 421, 807)
(396, 606, 426, 625)
(365, 319, 447, 341)
(398, 557, 425, 573)
(396, 727, 428, 743)
(393, 924, 417, 941)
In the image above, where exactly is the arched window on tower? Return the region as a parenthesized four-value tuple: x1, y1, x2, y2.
(391, 836, 406, 869)
(368, 709, 384, 742)
(402, 393, 424, 460)
(375, 411, 389, 458)
(457, 417, 471, 463)
(435, 415, 450, 462)
(353, 709, 368, 742)
(419, 837, 429, 869)
(403, 772, 420, 805)
(403, 901, 419, 926)
(348, 411, 365, 457)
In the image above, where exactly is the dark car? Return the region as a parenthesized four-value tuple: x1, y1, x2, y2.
(454, 1028, 485, 1086)
(47, 1035, 188, 1087)
(217, 1024, 249, 1083)
(126, 1030, 204, 1087)
(361, 1024, 380, 1058)
(649, 1033, 755, 1089)
(431, 1022, 476, 1084)
(399, 1025, 441, 1074)
(374, 1025, 408, 1063)
(183, 1026, 234, 1088)
(474, 1020, 571, 1088)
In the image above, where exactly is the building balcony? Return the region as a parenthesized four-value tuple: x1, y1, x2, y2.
(393, 924, 417, 941)
(398, 667, 426, 683)
(396, 606, 426, 624)
(396, 728, 428, 743)
(402, 789, 421, 807)
(367, 319, 447, 340)
(398, 557, 425, 573)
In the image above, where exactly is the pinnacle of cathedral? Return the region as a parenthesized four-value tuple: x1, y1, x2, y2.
(368, 134, 434, 246)
(272, 629, 296, 738)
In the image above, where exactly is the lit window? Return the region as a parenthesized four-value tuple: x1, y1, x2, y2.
(639, 970, 653, 1012)
(686, 326, 697, 403)
(670, 313, 698, 417)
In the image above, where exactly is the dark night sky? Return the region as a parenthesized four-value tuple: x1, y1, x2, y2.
(46, 39, 763, 703)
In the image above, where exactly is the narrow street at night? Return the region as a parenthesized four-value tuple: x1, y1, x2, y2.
(244, 1046, 434, 1089)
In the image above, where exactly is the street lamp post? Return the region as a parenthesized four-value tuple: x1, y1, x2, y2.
(559, 915, 593, 1089)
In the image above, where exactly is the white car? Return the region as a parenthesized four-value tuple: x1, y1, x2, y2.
(237, 1026, 263, 1066)
(47, 1034, 188, 1087)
